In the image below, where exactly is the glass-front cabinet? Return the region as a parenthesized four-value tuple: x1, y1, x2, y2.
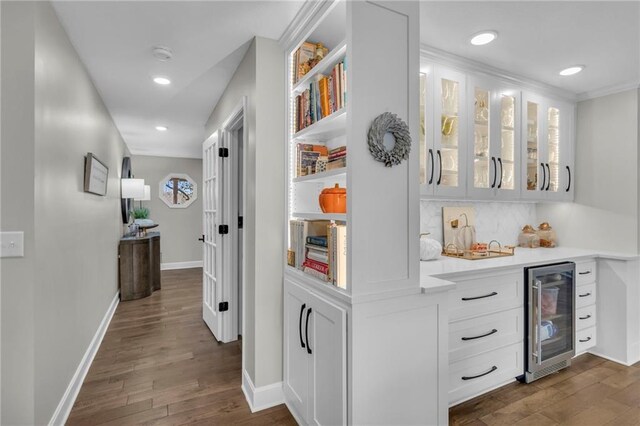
(421, 65, 467, 198)
(466, 77, 520, 200)
(521, 92, 574, 201)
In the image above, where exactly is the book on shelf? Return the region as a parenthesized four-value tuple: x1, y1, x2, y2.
(294, 59, 347, 133)
(306, 235, 327, 247)
(327, 157, 347, 171)
(296, 143, 328, 177)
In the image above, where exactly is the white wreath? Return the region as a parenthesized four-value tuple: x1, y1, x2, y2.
(367, 112, 412, 167)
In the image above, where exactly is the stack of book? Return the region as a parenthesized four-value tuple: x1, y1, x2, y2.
(296, 143, 328, 177)
(294, 59, 347, 133)
(327, 146, 347, 170)
(288, 219, 347, 289)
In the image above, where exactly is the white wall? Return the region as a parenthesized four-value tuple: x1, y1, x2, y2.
(204, 36, 285, 388)
(132, 155, 203, 265)
(1, 2, 129, 423)
(537, 89, 639, 254)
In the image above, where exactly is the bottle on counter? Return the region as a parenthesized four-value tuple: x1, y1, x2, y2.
(518, 225, 540, 248)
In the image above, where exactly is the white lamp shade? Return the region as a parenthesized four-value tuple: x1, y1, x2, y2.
(121, 178, 145, 199)
(135, 185, 151, 201)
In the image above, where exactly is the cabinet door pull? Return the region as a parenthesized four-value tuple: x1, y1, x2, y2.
(299, 303, 306, 349)
(579, 314, 592, 320)
(437, 150, 442, 185)
(540, 163, 546, 191)
(305, 308, 312, 355)
(579, 292, 592, 298)
(497, 158, 503, 189)
(545, 163, 551, 190)
(491, 157, 497, 188)
(578, 271, 591, 275)
(428, 149, 434, 185)
(461, 366, 497, 381)
(566, 166, 571, 192)
(461, 292, 498, 301)
(461, 329, 498, 341)
(579, 336, 592, 343)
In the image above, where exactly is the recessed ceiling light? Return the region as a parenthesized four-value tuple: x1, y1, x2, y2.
(470, 31, 498, 46)
(155, 126, 168, 131)
(559, 65, 585, 76)
(153, 77, 171, 85)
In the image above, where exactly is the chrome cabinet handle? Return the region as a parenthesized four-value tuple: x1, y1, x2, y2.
(579, 314, 592, 320)
(579, 336, 592, 343)
(533, 280, 542, 364)
(461, 366, 497, 381)
(461, 292, 498, 301)
(579, 292, 592, 297)
(461, 329, 498, 341)
(428, 149, 434, 185)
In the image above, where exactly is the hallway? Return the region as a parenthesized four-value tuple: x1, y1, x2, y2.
(67, 268, 295, 425)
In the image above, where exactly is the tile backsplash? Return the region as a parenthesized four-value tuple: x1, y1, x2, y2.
(421, 200, 537, 246)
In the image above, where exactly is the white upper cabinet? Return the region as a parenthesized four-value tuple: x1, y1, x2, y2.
(521, 92, 574, 201)
(466, 76, 521, 200)
(421, 66, 467, 198)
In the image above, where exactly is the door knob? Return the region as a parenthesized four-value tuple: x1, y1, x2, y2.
(198, 234, 205, 242)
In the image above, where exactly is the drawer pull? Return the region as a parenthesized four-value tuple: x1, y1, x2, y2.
(462, 292, 498, 301)
(579, 292, 592, 298)
(461, 366, 498, 381)
(579, 314, 592, 320)
(579, 336, 592, 343)
(579, 271, 592, 275)
(461, 329, 498, 341)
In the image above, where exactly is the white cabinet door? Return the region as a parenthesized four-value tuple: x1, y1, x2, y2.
(307, 291, 347, 426)
(545, 99, 575, 201)
(283, 280, 310, 422)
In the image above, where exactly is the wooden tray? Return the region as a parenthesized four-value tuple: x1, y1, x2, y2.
(442, 243, 515, 261)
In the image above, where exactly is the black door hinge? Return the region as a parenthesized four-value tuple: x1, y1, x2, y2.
(218, 224, 229, 234)
(218, 301, 229, 312)
(238, 216, 243, 229)
(219, 147, 229, 158)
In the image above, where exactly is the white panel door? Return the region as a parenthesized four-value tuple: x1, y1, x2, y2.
(307, 291, 347, 426)
(202, 131, 225, 341)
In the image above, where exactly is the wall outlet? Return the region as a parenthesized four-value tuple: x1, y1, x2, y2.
(0, 232, 25, 258)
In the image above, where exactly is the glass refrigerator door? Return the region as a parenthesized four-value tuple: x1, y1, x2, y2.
(531, 266, 574, 365)
(499, 95, 516, 191)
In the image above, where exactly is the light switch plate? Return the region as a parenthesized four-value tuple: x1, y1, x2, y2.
(1, 232, 24, 258)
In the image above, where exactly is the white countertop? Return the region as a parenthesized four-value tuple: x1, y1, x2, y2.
(420, 247, 639, 293)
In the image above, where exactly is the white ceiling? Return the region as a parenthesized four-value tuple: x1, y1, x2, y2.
(420, 1, 640, 98)
(53, 1, 638, 159)
(52, 1, 304, 159)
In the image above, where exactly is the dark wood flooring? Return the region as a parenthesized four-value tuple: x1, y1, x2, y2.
(450, 353, 640, 425)
(67, 268, 295, 425)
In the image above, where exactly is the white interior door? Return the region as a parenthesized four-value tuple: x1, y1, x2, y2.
(203, 130, 225, 341)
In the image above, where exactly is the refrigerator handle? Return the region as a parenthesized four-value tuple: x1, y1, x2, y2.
(532, 280, 543, 364)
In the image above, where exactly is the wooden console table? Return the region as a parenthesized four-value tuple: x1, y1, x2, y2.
(118, 232, 161, 301)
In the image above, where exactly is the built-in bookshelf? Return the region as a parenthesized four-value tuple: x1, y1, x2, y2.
(286, 0, 349, 292)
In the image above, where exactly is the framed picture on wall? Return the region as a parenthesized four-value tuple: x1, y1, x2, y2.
(84, 153, 109, 196)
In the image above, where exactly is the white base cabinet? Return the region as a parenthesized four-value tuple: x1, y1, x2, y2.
(283, 279, 347, 426)
(575, 261, 597, 354)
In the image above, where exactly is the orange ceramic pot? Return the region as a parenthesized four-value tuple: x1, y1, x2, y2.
(319, 184, 347, 213)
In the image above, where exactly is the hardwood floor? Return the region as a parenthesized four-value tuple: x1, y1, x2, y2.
(450, 353, 640, 425)
(67, 268, 295, 425)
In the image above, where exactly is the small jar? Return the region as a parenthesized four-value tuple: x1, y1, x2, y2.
(518, 225, 540, 248)
(537, 222, 557, 248)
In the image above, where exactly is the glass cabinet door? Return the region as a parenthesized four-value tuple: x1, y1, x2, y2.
(419, 73, 427, 186)
(499, 94, 516, 192)
(547, 107, 560, 193)
(525, 100, 540, 196)
(472, 87, 491, 190)
(440, 77, 460, 189)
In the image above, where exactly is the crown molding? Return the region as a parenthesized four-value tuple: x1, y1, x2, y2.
(420, 44, 578, 103)
(576, 80, 640, 102)
(279, 0, 333, 50)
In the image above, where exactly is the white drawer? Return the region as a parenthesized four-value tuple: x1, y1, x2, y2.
(575, 305, 596, 331)
(576, 326, 596, 354)
(449, 342, 523, 406)
(449, 273, 523, 321)
(449, 308, 523, 363)
(576, 283, 596, 309)
(576, 261, 596, 285)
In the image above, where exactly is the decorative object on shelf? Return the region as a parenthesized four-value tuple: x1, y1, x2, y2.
(454, 213, 476, 250)
(518, 225, 541, 248)
(537, 222, 557, 248)
(122, 177, 145, 228)
(84, 153, 109, 196)
(442, 239, 515, 261)
(319, 183, 347, 214)
(316, 156, 328, 173)
(420, 233, 442, 261)
(442, 206, 476, 250)
(159, 173, 197, 208)
(294, 41, 317, 82)
(367, 112, 412, 167)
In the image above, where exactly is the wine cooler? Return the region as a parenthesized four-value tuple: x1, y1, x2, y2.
(523, 262, 575, 383)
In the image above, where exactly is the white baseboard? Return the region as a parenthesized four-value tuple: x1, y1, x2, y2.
(588, 350, 639, 367)
(161, 260, 203, 270)
(48, 291, 120, 426)
(241, 369, 284, 413)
